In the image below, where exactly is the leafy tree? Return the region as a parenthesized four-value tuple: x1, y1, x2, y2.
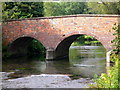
(43, 2, 62, 16)
(44, 2, 87, 16)
(2, 2, 43, 21)
(87, 2, 120, 14)
(60, 2, 86, 15)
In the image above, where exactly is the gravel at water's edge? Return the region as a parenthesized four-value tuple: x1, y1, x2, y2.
(2, 74, 94, 88)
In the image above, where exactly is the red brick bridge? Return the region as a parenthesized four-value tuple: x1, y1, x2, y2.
(2, 14, 119, 60)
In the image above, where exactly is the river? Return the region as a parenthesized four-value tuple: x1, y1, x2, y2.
(2, 45, 107, 88)
(2, 45, 106, 79)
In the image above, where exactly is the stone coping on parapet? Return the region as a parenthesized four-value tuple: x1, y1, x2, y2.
(4, 14, 120, 22)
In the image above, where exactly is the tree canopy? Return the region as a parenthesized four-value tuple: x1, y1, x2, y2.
(44, 2, 87, 16)
(2, 2, 120, 21)
(2, 2, 43, 21)
(87, 2, 120, 14)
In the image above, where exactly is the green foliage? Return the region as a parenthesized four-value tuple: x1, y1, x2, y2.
(90, 54, 119, 88)
(110, 53, 119, 63)
(111, 23, 120, 54)
(2, 2, 43, 21)
(87, 2, 120, 14)
(84, 41, 100, 45)
(44, 2, 62, 16)
(71, 35, 101, 46)
(44, 2, 87, 16)
(27, 40, 45, 57)
(2, 2, 120, 21)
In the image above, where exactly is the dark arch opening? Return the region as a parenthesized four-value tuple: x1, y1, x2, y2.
(55, 34, 106, 60)
(55, 34, 80, 59)
(7, 37, 46, 59)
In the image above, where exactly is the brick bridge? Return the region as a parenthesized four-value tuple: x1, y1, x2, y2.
(2, 14, 119, 60)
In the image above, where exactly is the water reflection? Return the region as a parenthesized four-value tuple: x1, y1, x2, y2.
(2, 45, 106, 78)
(44, 60, 71, 74)
(69, 46, 106, 78)
(2, 57, 46, 76)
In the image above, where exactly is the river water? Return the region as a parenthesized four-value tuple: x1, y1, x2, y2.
(2, 45, 106, 79)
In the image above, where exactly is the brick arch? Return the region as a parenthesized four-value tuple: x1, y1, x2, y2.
(55, 34, 80, 59)
(56, 31, 105, 48)
(8, 35, 46, 49)
(8, 36, 46, 57)
(55, 33, 106, 59)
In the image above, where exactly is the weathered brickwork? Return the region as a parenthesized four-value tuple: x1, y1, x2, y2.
(2, 14, 119, 59)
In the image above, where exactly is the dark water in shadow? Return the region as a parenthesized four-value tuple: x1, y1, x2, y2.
(2, 45, 106, 79)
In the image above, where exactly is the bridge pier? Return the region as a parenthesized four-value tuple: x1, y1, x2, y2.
(106, 50, 112, 63)
(46, 48, 55, 60)
(106, 50, 112, 67)
(46, 48, 69, 60)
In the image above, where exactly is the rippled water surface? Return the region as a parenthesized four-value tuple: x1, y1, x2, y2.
(2, 45, 106, 78)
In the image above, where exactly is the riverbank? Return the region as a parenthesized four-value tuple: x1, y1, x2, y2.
(2, 73, 94, 88)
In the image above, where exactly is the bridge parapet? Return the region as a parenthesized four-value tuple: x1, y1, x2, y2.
(5, 14, 120, 22)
